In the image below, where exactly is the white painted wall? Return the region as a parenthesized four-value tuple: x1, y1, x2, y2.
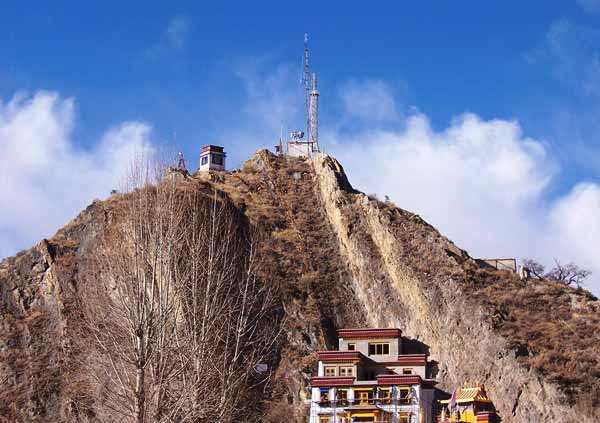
(338, 336, 402, 361)
(198, 151, 226, 172)
(388, 364, 427, 379)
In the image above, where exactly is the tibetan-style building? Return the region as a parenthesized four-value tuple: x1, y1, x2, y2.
(308, 328, 437, 423)
(437, 385, 500, 423)
(198, 144, 226, 172)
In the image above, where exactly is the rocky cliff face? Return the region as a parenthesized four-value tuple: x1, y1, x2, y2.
(312, 155, 599, 422)
(1, 151, 598, 422)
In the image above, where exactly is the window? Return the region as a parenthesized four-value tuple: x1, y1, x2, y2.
(201, 156, 208, 165)
(379, 388, 392, 404)
(356, 389, 374, 405)
(339, 366, 354, 377)
(211, 153, 223, 165)
(402, 368, 412, 375)
(368, 342, 390, 355)
(399, 388, 411, 404)
(324, 366, 336, 377)
(338, 389, 348, 405)
(348, 343, 356, 351)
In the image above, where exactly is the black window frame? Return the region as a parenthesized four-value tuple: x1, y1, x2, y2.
(368, 342, 390, 355)
(211, 153, 223, 165)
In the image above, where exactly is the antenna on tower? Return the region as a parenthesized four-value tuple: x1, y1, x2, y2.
(275, 125, 284, 155)
(309, 72, 319, 149)
(285, 33, 321, 158)
(302, 33, 311, 141)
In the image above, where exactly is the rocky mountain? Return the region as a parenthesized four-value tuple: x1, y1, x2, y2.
(1, 151, 599, 422)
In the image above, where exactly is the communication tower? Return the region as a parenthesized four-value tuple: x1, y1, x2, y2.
(286, 34, 321, 158)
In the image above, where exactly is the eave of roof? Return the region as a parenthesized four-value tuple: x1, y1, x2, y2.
(310, 376, 355, 387)
(439, 386, 492, 404)
(338, 328, 402, 339)
(317, 351, 365, 362)
(376, 374, 423, 386)
(316, 350, 379, 366)
(380, 354, 428, 366)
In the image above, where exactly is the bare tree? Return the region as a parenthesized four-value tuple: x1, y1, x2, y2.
(544, 259, 591, 288)
(81, 161, 279, 423)
(162, 188, 279, 423)
(522, 258, 545, 279)
(83, 161, 186, 422)
(522, 258, 591, 287)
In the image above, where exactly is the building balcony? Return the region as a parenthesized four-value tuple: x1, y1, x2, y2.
(375, 397, 412, 406)
(318, 399, 350, 407)
(316, 398, 413, 408)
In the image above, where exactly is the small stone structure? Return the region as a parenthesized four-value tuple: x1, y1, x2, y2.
(477, 258, 517, 273)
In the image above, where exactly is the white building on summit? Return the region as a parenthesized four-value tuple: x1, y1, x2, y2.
(199, 144, 226, 172)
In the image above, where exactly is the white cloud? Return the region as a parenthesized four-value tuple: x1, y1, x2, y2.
(543, 21, 600, 96)
(525, 20, 600, 173)
(329, 114, 550, 260)
(339, 80, 401, 122)
(146, 15, 189, 59)
(327, 86, 600, 294)
(166, 16, 189, 49)
(0, 91, 154, 259)
(578, 0, 600, 13)
(548, 183, 600, 271)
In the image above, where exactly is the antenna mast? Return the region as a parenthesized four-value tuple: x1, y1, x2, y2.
(285, 33, 320, 157)
(302, 33, 311, 142)
(309, 72, 319, 148)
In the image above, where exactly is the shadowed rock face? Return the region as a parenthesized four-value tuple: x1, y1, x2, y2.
(1, 151, 598, 422)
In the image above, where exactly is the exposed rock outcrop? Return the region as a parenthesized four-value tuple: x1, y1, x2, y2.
(313, 154, 599, 422)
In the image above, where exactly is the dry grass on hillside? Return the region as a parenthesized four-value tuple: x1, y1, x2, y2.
(205, 152, 367, 421)
(467, 266, 600, 415)
(350, 193, 600, 416)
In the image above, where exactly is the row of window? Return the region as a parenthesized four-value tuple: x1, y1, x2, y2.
(200, 153, 224, 166)
(324, 366, 354, 377)
(319, 387, 411, 403)
(346, 342, 391, 356)
(324, 366, 413, 378)
(319, 416, 410, 423)
(368, 342, 390, 355)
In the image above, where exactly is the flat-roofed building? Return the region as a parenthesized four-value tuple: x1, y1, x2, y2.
(199, 144, 226, 172)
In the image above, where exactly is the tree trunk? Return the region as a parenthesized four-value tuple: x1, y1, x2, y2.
(135, 328, 145, 423)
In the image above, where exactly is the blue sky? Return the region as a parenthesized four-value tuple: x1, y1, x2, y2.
(1, 1, 600, 292)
